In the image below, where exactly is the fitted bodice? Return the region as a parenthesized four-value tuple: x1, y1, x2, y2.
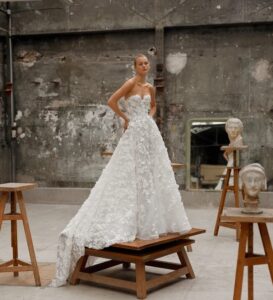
(125, 94, 151, 119)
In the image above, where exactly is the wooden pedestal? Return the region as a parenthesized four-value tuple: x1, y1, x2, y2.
(214, 146, 247, 240)
(70, 228, 205, 299)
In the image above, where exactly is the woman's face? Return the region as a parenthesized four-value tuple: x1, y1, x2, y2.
(134, 56, 150, 76)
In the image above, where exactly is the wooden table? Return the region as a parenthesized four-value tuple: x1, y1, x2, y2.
(221, 208, 273, 300)
(70, 228, 205, 299)
(0, 183, 41, 286)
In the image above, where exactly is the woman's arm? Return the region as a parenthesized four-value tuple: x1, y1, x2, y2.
(148, 85, 156, 117)
(107, 79, 134, 129)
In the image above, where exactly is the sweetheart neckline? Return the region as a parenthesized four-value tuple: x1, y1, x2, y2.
(126, 94, 151, 101)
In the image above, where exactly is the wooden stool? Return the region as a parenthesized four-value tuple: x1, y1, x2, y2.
(222, 208, 273, 300)
(0, 183, 41, 286)
(70, 228, 205, 299)
(214, 146, 247, 240)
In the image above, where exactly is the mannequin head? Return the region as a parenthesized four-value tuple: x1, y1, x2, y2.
(240, 163, 267, 198)
(225, 118, 243, 143)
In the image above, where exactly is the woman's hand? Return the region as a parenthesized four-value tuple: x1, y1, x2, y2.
(123, 118, 129, 131)
(107, 79, 134, 121)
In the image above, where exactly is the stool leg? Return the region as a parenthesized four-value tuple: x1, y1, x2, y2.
(177, 247, 195, 279)
(0, 192, 8, 230)
(258, 223, 273, 283)
(70, 255, 88, 285)
(214, 168, 231, 236)
(11, 192, 19, 277)
(234, 223, 248, 300)
(233, 168, 241, 241)
(135, 261, 146, 299)
(248, 223, 254, 300)
(17, 191, 41, 286)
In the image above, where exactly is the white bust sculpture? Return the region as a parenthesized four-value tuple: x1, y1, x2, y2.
(225, 118, 243, 146)
(224, 118, 244, 164)
(239, 163, 267, 214)
(215, 118, 246, 190)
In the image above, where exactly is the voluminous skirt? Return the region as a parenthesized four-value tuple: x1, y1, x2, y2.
(51, 113, 191, 287)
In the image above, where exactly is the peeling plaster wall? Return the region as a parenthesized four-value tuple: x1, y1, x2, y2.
(13, 32, 155, 187)
(0, 40, 10, 183)
(165, 25, 273, 185)
(4, 1, 273, 188)
(13, 25, 273, 188)
(8, 0, 273, 35)
(0, 5, 7, 36)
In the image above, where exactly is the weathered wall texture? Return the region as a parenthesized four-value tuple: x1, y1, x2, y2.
(0, 39, 10, 183)
(0, 6, 7, 36)
(9, 0, 273, 34)
(164, 26, 273, 184)
(1, 0, 273, 187)
(0, 9, 9, 182)
(13, 32, 155, 186)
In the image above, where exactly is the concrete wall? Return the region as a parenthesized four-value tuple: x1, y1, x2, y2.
(1, 1, 273, 188)
(0, 8, 10, 183)
(0, 39, 10, 183)
(165, 25, 273, 186)
(9, 0, 273, 34)
(13, 32, 155, 187)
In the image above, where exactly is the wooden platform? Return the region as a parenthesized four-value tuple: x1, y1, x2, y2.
(70, 228, 205, 299)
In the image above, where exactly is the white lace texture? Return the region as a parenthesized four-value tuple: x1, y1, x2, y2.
(50, 94, 191, 287)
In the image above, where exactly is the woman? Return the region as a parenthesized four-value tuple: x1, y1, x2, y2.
(51, 54, 191, 287)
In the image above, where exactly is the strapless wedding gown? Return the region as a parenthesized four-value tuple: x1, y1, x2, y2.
(51, 94, 191, 287)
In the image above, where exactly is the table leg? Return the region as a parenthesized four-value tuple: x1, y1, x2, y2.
(11, 192, 18, 277)
(214, 168, 231, 236)
(17, 191, 41, 286)
(136, 261, 146, 299)
(233, 168, 240, 241)
(0, 192, 8, 230)
(248, 223, 254, 300)
(234, 223, 248, 300)
(258, 223, 273, 283)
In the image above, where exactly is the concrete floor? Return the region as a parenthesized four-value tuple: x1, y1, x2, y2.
(0, 204, 272, 300)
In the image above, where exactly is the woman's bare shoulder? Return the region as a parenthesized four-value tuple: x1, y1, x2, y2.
(147, 83, 155, 90)
(147, 83, 155, 94)
(119, 78, 136, 93)
(124, 77, 136, 86)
